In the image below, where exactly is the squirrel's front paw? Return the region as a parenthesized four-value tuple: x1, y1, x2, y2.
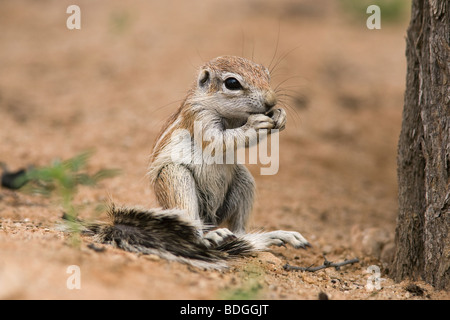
(203, 228, 237, 248)
(246, 114, 274, 131)
(264, 230, 311, 249)
(266, 108, 286, 131)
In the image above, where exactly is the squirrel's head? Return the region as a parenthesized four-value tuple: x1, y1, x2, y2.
(192, 56, 277, 119)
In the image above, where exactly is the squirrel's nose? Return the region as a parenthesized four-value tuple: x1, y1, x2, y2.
(264, 90, 277, 110)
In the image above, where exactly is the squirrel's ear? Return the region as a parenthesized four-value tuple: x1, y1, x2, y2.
(198, 69, 211, 89)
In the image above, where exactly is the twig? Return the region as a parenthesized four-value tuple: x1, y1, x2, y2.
(87, 242, 106, 253)
(283, 257, 360, 272)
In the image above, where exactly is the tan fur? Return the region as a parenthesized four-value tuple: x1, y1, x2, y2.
(75, 56, 310, 269)
(148, 56, 309, 249)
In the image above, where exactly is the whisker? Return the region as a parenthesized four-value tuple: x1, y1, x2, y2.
(275, 88, 305, 97)
(268, 22, 281, 71)
(269, 45, 302, 75)
(274, 75, 306, 92)
(196, 47, 205, 63)
(241, 27, 246, 58)
(251, 38, 256, 61)
(276, 94, 296, 101)
(277, 100, 302, 129)
(275, 84, 307, 91)
(151, 98, 184, 118)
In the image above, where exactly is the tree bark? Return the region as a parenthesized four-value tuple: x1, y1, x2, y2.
(391, 0, 449, 290)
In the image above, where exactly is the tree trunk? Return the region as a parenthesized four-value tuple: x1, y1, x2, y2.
(391, 0, 449, 290)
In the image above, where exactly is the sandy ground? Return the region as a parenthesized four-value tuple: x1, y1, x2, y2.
(0, 0, 448, 300)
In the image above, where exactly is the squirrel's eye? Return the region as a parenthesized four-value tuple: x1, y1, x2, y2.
(224, 77, 242, 90)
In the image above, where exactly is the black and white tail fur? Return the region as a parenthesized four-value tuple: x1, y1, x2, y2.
(67, 204, 309, 269)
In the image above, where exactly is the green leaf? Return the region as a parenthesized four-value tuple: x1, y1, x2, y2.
(62, 150, 94, 172)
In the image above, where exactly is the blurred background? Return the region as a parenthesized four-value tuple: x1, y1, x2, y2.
(0, 0, 416, 299)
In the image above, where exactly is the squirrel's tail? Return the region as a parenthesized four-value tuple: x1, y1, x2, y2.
(66, 205, 255, 269)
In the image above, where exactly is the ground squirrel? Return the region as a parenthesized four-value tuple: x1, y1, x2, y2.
(77, 56, 310, 269)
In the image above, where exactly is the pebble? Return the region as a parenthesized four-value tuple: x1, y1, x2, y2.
(143, 254, 161, 261)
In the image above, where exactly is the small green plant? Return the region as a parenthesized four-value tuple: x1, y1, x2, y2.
(16, 150, 120, 245)
(219, 264, 265, 300)
(110, 11, 132, 34)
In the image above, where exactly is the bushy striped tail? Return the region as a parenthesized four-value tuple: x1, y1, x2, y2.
(66, 205, 254, 269)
